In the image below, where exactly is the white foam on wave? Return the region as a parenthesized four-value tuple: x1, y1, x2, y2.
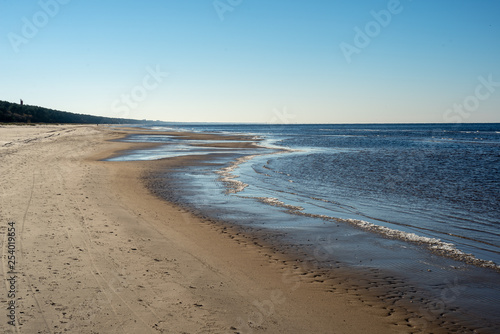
(215, 142, 295, 194)
(252, 195, 500, 271)
(215, 154, 260, 194)
(257, 197, 304, 211)
(347, 219, 500, 271)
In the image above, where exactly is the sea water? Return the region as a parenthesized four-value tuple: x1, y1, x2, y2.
(109, 123, 500, 330)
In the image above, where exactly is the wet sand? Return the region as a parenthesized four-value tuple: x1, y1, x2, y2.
(0, 124, 482, 333)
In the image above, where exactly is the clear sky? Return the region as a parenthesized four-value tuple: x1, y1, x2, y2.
(1, 0, 499, 123)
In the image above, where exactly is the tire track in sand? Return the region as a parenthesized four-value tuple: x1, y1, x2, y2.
(17, 169, 54, 333)
(52, 147, 161, 332)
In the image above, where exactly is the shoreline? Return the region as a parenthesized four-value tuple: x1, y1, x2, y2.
(0, 124, 489, 333)
(111, 126, 492, 332)
(138, 127, 499, 333)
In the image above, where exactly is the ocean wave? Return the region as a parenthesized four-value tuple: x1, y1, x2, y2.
(214, 140, 500, 272)
(215, 144, 294, 194)
(252, 196, 500, 272)
(215, 155, 258, 194)
(348, 219, 500, 271)
(256, 197, 304, 211)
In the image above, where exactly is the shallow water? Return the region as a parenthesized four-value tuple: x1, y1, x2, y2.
(110, 123, 500, 331)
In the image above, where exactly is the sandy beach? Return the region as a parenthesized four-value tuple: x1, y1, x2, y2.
(0, 124, 467, 333)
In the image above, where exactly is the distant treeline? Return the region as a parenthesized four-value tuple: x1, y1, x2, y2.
(0, 100, 151, 124)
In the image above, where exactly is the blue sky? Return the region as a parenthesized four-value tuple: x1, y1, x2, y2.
(1, 0, 499, 123)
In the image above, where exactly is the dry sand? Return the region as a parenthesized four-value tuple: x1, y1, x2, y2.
(0, 124, 446, 333)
